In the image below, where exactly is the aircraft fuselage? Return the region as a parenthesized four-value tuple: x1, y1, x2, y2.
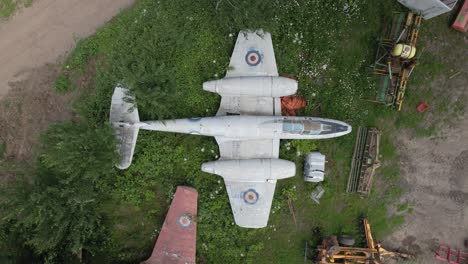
(130, 115, 351, 140)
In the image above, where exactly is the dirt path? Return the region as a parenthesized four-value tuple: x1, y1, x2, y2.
(0, 0, 134, 99)
(0, 0, 134, 162)
(385, 112, 468, 263)
(383, 37, 468, 263)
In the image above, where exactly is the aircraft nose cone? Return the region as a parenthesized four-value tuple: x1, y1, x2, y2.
(201, 162, 215, 174)
(202, 80, 217, 93)
(338, 123, 352, 134)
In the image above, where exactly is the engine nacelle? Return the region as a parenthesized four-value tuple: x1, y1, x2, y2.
(203, 76, 297, 97)
(201, 158, 296, 182)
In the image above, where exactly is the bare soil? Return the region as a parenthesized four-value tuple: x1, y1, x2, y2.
(0, 63, 76, 161)
(0, 0, 134, 98)
(0, 0, 134, 162)
(385, 115, 468, 263)
(383, 35, 468, 263)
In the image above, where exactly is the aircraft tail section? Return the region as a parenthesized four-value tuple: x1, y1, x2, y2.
(110, 86, 140, 169)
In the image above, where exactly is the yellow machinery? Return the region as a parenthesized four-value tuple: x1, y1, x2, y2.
(372, 11, 422, 111)
(392, 44, 416, 59)
(316, 218, 412, 263)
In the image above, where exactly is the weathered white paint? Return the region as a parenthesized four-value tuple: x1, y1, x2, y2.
(304, 152, 326, 182)
(398, 0, 458, 19)
(203, 76, 297, 97)
(110, 30, 352, 228)
(201, 158, 296, 182)
(139, 116, 351, 140)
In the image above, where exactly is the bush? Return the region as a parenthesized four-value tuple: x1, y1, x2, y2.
(0, 122, 117, 262)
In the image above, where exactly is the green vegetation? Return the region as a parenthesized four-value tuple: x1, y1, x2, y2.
(0, 0, 14, 17)
(54, 74, 72, 93)
(0, 0, 32, 17)
(0, 0, 459, 263)
(0, 141, 4, 160)
(1, 122, 117, 262)
(397, 202, 410, 212)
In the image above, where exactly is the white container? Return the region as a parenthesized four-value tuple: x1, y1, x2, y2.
(304, 152, 325, 182)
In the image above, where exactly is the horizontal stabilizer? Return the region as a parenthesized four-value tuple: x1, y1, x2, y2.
(110, 86, 139, 124)
(110, 86, 140, 169)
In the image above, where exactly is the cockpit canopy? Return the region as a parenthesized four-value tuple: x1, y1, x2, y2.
(282, 120, 331, 135)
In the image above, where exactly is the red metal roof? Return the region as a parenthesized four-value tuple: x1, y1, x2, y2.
(143, 186, 198, 264)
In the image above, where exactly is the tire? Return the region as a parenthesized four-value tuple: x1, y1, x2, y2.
(338, 235, 355, 246)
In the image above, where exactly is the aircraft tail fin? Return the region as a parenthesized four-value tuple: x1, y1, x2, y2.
(110, 86, 140, 169)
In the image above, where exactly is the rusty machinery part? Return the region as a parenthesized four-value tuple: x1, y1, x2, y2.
(324, 236, 340, 255)
(315, 218, 412, 264)
(281, 95, 307, 116)
(347, 127, 381, 195)
(435, 245, 468, 263)
(371, 11, 422, 111)
(338, 235, 356, 247)
(452, 0, 468, 32)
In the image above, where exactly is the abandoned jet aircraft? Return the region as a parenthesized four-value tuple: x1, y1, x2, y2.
(110, 30, 352, 228)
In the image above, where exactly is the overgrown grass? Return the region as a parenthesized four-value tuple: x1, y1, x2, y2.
(1, 0, 461, 263)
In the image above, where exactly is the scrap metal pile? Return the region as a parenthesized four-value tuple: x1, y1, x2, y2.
(316, 218, 412, 264)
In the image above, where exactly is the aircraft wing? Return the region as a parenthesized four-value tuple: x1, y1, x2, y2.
(215, 137, 280, 228)
(216, 30, 280, 116)
(212, 30, 284, 228)
(224, 180, 277, 228)
(216, 138, 279, 159)
(216, 96, 281, 116)
(110, 86, 140, 169)
(143, 186, 197, 264)
(226, 30, 278, 77)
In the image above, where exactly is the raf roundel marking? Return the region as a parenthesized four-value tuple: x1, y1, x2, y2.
(245, 50, 261, 66)
(178, 213, 192, 228)
(243, 189, 259, 204)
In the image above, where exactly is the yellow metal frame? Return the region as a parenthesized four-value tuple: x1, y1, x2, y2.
(317, 218, 411, 263)
(371, 11, 422, 111)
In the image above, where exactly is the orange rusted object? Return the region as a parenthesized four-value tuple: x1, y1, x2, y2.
(452, 0, 468, 32)
(281, 96, 307, 116)
(416, 102, 429, 113)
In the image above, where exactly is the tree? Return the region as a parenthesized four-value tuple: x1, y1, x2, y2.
(0, 122, 117, 262)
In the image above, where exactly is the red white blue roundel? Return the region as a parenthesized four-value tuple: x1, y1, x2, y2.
(245, 50, 262, 66)
(243, 189, 259, 204)
(178, 213, 192, 228)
